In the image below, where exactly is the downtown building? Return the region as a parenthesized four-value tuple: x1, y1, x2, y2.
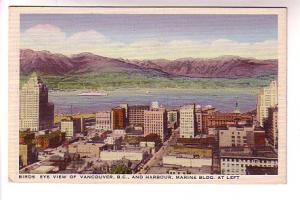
(218, 125, 266, 148)
(257, 80, 278, 127)
(202, 112, 253, 134)
(220, 146, 278, 175)
(20, 72, 54, 131)
(167, 110, 179, 124)
(195, 105, 203, 134)
(60, 117, 81, 139)
(128, 105, 149, 127)
(264, 106, 279, 150)
(179, 104, 196, 138)
(144, 108, 168, 142)
(96, 111, 112, 131)
(111, 106, 126, 130)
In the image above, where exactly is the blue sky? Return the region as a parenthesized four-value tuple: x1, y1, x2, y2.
(20, 14, 278, 59)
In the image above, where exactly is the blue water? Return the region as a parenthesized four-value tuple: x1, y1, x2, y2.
(49, 88, 258, 114)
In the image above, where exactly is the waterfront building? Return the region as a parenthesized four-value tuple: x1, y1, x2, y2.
(20, 72, 54, 131)
(96, 111, 112, 131)
(111, 107, 126, 130)
(220, 147, 278, 175)
(257, 81, 278, 127)
(128, 105, 149, 127)
(179, 104, 196, 138)
(144, 108, 168, 142)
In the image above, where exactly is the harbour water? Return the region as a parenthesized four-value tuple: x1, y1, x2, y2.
(49, 88, 258, 114)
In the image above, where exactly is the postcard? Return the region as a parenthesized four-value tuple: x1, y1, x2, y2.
(8, 7, 287, 183)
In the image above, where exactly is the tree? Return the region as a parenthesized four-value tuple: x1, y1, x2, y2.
(109, 165, 132, 174)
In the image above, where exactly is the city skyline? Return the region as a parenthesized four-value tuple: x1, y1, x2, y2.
(19, 73, 279, 176)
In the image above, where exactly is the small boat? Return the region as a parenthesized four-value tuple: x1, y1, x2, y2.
(77, 92, 108, 96)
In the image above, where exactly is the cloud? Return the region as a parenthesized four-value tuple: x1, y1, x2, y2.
(21, 24, 278, 60)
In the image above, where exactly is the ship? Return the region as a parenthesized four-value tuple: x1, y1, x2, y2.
(77, 91, 108, 96)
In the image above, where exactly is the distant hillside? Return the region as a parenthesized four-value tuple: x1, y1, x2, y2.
(20, 49, 277, 78)
(20, 49, 169, 77)
(128, 56, 277, 78)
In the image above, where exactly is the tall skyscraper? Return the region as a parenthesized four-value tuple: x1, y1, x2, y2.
(144, 108, 168, 142)
(257, 81, 278, 127)
(111, 107, 126, 130)
(179, 104, 196, 138)
(20, 72, 54, 131)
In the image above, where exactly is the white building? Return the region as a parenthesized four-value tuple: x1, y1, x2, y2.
(61, 118, 81, 138)
(96, 111, 112, 131)
(20, 72, 54, 131)
(220, 147, 278, 175)
(163, 154, 212, 168)
(100, 150, 147, 161)
(179, 104, 195, 138)
(257, 81, 278, 127)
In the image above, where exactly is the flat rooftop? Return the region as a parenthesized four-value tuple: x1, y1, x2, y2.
(220, 147, 278, 159)
(146, 165, 211, 174)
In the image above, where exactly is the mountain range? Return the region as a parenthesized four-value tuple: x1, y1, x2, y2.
(20, 49, 277, 78)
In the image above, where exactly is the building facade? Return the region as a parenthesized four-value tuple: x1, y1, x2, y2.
(119, 103, 129, 123)
(195, 106, 202, 134)
(202, 112, 253, 134)
(96, 111, 112, 131)
(144, 108, 168, 142)
(218, 126, 265, 148)
(20, 72, 54, 131)
(167, 110, 179, 124)
(179, 104, 196, 138)
(61, 118, 81, 138)
(19, 144, 38, 167)
(264, 107, 278, 150)
(257, 81, 278, 127)
(68, 142, 105, 158)
(128, 105, 149, 127)
(220, 147, 278, 175)
(111, 107, 126, 130)
(163, 154, 212, 168)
